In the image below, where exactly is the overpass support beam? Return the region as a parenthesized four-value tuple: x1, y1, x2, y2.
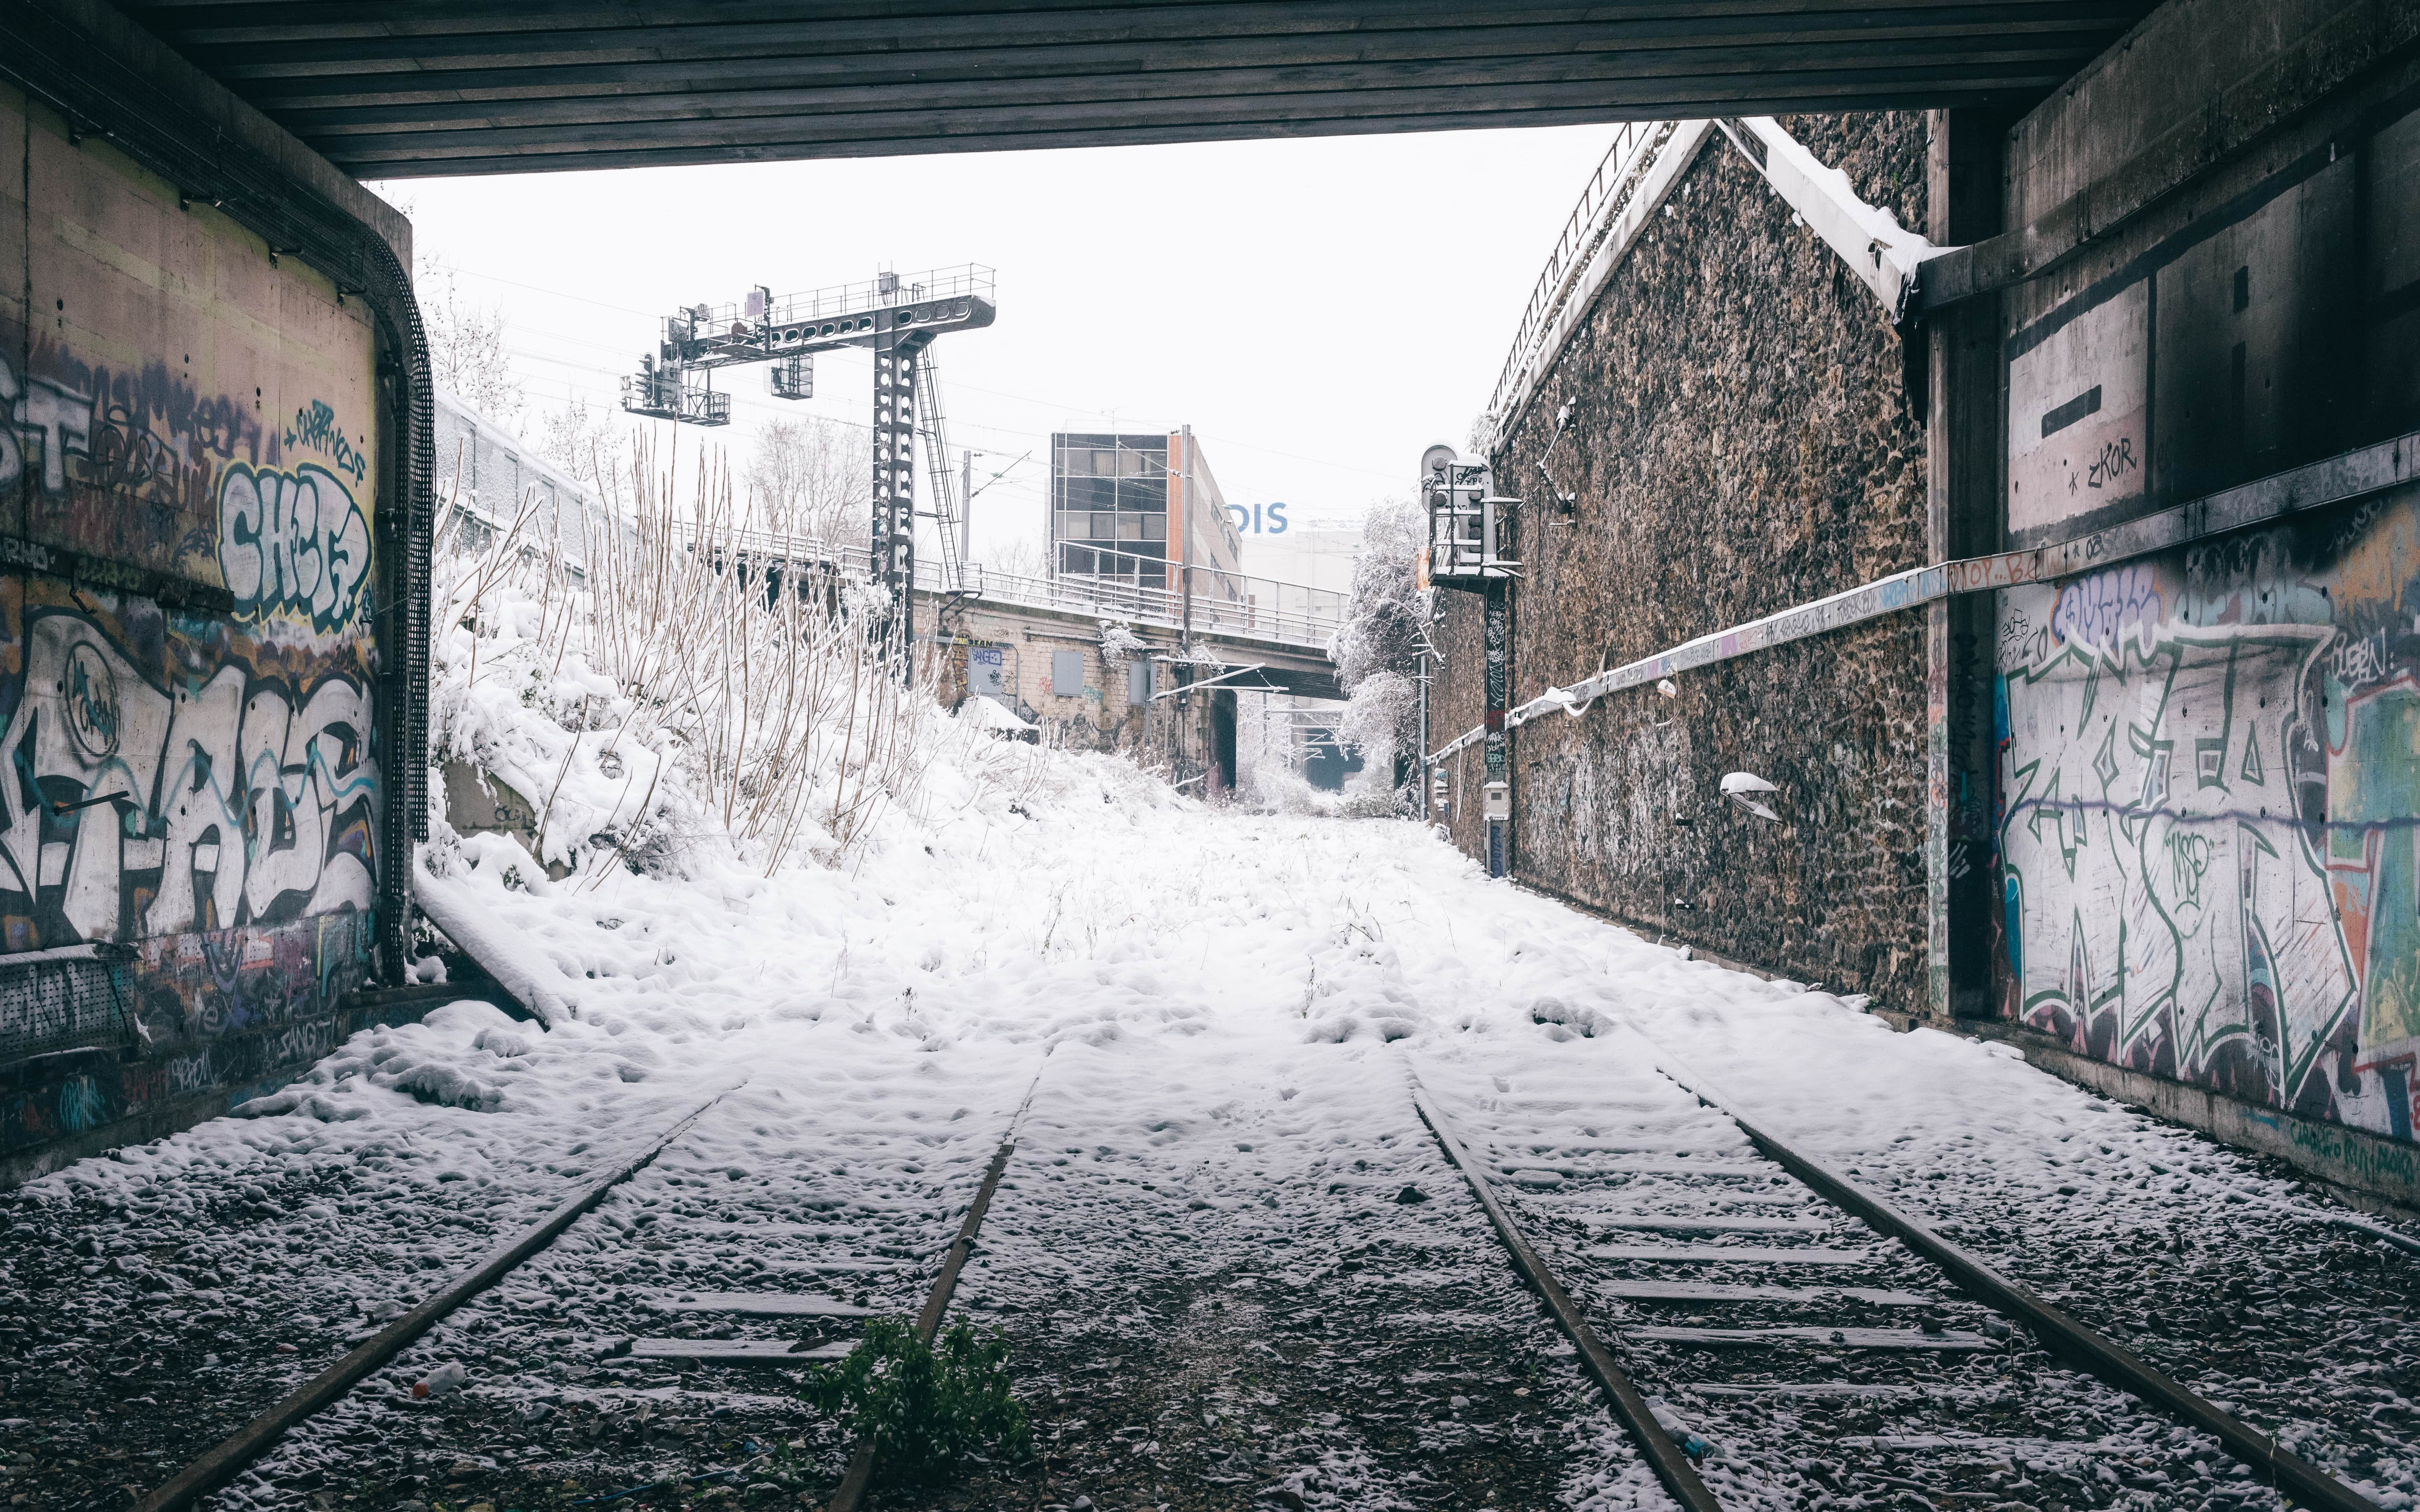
(1924, 107, 2010, 1023)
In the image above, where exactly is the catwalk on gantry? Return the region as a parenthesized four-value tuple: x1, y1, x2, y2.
(621, 266, 998, 648)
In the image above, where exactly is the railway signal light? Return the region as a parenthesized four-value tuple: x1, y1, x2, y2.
(1420, 442, 1519, 589)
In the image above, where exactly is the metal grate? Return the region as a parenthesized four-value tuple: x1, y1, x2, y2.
(0, 944, 137, 1064)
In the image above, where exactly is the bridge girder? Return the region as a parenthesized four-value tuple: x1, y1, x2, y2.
(122, 2, 2157, 177)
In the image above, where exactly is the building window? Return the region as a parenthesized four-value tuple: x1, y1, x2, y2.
(1052, 649, 1085, 697)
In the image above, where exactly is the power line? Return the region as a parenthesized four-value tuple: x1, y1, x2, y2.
(448, 260, 1406, 491)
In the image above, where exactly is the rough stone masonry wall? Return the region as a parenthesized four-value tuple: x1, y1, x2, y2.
(1436, 112, 1934, 1010)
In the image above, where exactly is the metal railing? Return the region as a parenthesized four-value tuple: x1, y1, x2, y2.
(692, 526, 1342, 650)
(1484, 122, 1670, 427)
(1037, 539, 1345, 646)
(0, 943, 135, 1064)
(674, 265, 996, 335)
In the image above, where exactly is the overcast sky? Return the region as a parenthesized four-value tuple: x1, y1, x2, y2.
(372, 125, 1613, 570)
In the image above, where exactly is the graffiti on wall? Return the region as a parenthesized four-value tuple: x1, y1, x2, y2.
(217, 461, 374, 633)
(0, 317, 381, 1046)
(1997, 495, 2420, 1140)
(0, 601, 378, 946)
(2, 341, 274, 579)
(0, 89, 399, 1167)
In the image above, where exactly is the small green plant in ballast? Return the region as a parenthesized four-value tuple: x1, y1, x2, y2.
(803, 1317, 1032, 1489)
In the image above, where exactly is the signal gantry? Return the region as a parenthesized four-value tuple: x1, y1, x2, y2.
(624, 266, 998, 644)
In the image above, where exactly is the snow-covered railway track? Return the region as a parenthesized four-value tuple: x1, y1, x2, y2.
(1413, 1041, 2385, 1512)
(130, 1053, 1038, 1512)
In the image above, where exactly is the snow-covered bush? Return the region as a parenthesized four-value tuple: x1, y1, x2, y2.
(1338, 670, 1418, 797)
(429, 440, 1040, 883)
(1328, 500, 1428, 692)
(1327, 501, 1431, 795)
(1244, 759, 1404, 820)
(1096, 618, 1147, 667)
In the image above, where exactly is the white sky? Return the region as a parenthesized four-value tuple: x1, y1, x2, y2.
(371, 125, 1613, 574)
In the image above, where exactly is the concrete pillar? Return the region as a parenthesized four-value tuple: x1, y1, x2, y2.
(1925, 109, 2010, 1021)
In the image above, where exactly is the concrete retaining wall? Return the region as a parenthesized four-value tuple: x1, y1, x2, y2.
(0, 35, 418, 1179)
(1984, 0, 2420, 1148)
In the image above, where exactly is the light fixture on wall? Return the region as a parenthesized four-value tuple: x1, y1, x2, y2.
(1721, 771, 1781, 822)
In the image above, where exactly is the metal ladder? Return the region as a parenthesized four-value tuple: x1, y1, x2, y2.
(912, 351, 967, 593)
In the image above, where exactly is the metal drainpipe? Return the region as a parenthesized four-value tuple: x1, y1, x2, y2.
(1483, 578, 1510, 876)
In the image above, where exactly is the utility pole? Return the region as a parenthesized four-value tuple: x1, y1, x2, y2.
(1179, 423, 1196, 653)
(873, 320, 916, 673)
(959, 449, 977, 579)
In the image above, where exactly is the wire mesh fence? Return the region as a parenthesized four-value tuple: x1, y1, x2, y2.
(0, 944, 137, 1064)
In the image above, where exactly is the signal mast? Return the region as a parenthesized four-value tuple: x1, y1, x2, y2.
(623, 266, 998, 654)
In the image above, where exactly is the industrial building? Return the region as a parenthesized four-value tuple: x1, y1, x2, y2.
(1050, 430, 1244, 608)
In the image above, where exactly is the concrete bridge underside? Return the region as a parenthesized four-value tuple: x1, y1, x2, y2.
(97, 2, 2161, 178)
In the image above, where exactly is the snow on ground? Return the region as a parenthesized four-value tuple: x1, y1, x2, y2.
(6, 688, 2419, 1504)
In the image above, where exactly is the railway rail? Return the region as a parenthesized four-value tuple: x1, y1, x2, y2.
(95, 1024, 2415, 1512)
(1410, 1029, 2391, 1512)
(124, 1062, 1041, 1512)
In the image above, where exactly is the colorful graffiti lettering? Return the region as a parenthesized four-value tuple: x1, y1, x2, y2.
(2049, 562, 2163, 657)
(217, 461, 373, 633)
(2000, 505, 2420, 1142)
(0, 606, 378, 951)
(2000, 613, 2358, 1116)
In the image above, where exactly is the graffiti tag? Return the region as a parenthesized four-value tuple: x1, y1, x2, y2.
(282, 400, 369, 488)
(1998, 608, 2034, 665)
(0, 353, 95, 496)
(2051, 564, 2162, 657)
(2327, 628, 2391, 691)
(218, 462, 373, 633)
(2086, 436, 2138, 492)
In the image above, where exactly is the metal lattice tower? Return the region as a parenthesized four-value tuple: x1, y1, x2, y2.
(872, 331, 915, 620)
(621, 265, 996, 646)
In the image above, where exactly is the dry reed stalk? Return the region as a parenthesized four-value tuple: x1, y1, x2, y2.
(436, 431, 1010, 877)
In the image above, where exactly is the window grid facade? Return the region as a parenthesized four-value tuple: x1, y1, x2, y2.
(1051, 432, 1171, 587)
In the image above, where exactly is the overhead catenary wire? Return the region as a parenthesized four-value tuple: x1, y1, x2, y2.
(441, 258, 1404, 495)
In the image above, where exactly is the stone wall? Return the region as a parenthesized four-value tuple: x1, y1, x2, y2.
(935, 600, 1236, 792)
(1434, 112, 1934, 1010)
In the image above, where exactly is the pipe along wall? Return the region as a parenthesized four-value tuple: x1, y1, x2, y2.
(1433, 1, 2420, 1202)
